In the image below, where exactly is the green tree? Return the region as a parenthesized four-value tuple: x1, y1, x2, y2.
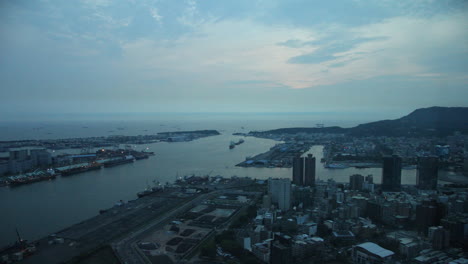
(200, 240, 216, 258)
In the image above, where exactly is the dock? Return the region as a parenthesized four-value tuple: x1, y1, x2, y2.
(236, 142, 313, 168)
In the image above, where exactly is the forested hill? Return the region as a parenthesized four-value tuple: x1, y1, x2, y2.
(252, 107, 468, 137)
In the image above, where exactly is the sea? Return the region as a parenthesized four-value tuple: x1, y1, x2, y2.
(0, 113, 430, 247)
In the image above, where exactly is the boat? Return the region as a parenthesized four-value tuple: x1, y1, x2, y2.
(102, 156, 134, 168)
(134, 152, 150, 160)
(134, 155, 149, 160)
(355, 165, 370, 169)
(8, 170, 58, 187)
(0, 229, 36, 261)
(59, 162, 102, 176)
(325, 163, 349, 169)
(9, 176, 43, 186)
(137, 181, 163, 198)
(235, 139, 245, 145)
(137, 188, 153, 198)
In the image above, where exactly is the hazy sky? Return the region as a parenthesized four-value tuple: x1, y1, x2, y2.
(1, 0, 467, 120)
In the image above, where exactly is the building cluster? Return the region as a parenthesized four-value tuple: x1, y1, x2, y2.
(292, 154, 316, 186)
(325, 134, 468, 174)
(0, 147, 155, 182)
(226, 153, 467, 264)
(0, 148, 52, 175)
(253, 130, 468, 176)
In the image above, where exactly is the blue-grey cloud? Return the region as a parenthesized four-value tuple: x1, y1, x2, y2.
(287, 37, 388, 64)
(328, 58, 361, 68)
(277, 39, 308, 48)
(287, 52, 334, 64)
(0, 0, 467, 118)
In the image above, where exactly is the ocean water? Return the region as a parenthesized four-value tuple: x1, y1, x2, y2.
(0, 112, 370, 141)
(0, 114, 416, 247)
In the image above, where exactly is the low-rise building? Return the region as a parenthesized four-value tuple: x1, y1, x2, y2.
(352, 242, 394, 264)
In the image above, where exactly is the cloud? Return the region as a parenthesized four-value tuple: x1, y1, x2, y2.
(288, 36, 389, 63)
(80, 0, 112, 8)
(277, 39, 312, 48)
(119, 9, 467, 89)
(1, 0, 467, 114)
(288, 53, 335, 64)
(149, 7, 163, 23)
(177, 0, 207, 28)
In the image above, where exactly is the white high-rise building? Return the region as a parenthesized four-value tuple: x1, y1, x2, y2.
(268, 178, 291, 211)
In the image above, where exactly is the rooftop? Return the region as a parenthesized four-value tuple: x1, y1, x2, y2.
(357, 242, 394, 258)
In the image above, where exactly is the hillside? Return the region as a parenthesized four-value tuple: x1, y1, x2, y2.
(254, 107, 468, 137)
(349, 107, 468, 137)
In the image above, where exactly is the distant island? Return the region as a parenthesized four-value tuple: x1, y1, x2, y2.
(249, 107, 468, 137)
(0, 130, 221, 150)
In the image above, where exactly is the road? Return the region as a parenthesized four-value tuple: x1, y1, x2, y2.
(112, 191, 217, 264)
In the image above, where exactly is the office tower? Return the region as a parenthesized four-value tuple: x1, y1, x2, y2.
(9, 149, 29, 161)
(304, 154, 316, 186)
(336, 192, 344, 203)
(349, 174, 364, 191)
(268, 178, 291, 211)
(292, 157, 304, 185)
(262, 195, 271, 209)
(416, 200, 446, 235)
(464, 157, 468, 174)
(367, 201, 382, 222)
(363, 174, 375, 192)
(30, 149, 52, 167)
(271, 242, 292, 264)
(416, 156, 439, 190)
(293, 186, 313, 208)
(441, 216, 468, 248)
(428, 226, 450, 250)
(381, 155, 402, 192)
(292, 154, 316, 187)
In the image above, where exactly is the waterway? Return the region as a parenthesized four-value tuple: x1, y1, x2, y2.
(0, 116, 450, 247)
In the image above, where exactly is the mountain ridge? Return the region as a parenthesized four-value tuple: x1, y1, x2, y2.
(252, 106, 468, 137)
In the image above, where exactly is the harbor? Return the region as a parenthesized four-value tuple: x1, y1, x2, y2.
(2, 130, 464, 255)
(2, 148, 154, 187)
(1, 176, 259, 264)
(236, 141, 314, 168)
(0, 130, 220, 186)
(0, 133, 286, 248)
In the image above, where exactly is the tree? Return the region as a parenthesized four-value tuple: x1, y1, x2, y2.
(200, 240, 216, 258)
(220, 240, 243, 256)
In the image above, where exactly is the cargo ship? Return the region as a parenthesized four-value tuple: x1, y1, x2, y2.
(134, 153, 150, 160)
(58, 162, 102, 176)
(229, 141, 236, 149)
(102, 155, 134, 168)
(9, 169, 58, 187)
(229, 139, 244, 149)
(0, 229, 36, 262)
(235, 138, 245, 145)
(137, 181, 163, 198)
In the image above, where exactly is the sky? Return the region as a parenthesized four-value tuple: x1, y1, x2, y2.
(1, 0, 467, 120)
